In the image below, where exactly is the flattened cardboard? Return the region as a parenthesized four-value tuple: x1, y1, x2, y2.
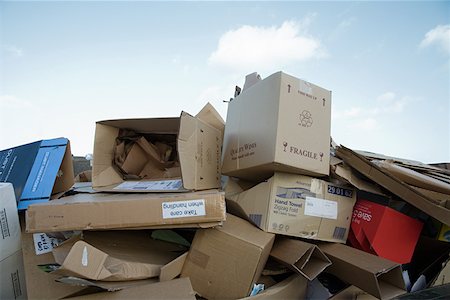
(239, 274, 307, 300)
(350, 198, 423, 264)
(181, 214, 275, 300)
(0, 250, 27, 300)
(51, 231, 185, 281)
(66, 278, 196, 300)
(0, 183, 22, 261)
(56, 276, 158, 291)
(227, 172, 356, 243)
(269, 237, 331, 280)
(222, 71, 331, 181)
(25, 189, 225, 233)
(92, 103, 223, 192)
(319, 243, 406, 300)
(0, 138, 74, 210)
(336, 146, 450, 225)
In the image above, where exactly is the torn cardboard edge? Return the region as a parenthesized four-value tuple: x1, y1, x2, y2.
(269, 237, 331, 280)
(336, 146, 450, 225)
(319, 242, 406, 300)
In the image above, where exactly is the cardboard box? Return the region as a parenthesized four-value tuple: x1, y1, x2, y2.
(336, 146, 450, 225)
(181, 214, 275, 299)
(0, 138, 74, 210)
(0, 250, 27, 300)
(0, 183, 22, 260)
(349, 197, 423, 264)
(330, 285, 378, 300)
(221, 71, 331, 181)
(25, 189, 226, 233)
(319, 243, 406, 300)
(49, 230, 185, 281)
(269, 237, 331, 280)
(227, 172, 356, 243)
(65, 278, 196, 300)
(239, 274, 307, 300)
(92, 103, 224, 192)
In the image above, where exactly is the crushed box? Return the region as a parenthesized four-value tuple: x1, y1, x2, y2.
(92, 103, 224, 193)
(0, 138, 74, 210)
(181, 214, 275, 299)
(227, 172, 356, 243)
(221, 71, 331, 181)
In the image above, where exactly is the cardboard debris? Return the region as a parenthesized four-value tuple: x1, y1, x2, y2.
(319, 242, 406, 300)
(0, 138, 74, 210)
(65, 277, 197, 300)
(50, 230, 185, 281)
(239, 274, 307, 300)
(25, 189, 225, 233)
(56, 277, 158, 291)
(269, 237, 331, 280)
(181, 214, 275, 300)
(92, 103, 224, 193)
(222, 71, 331, 181)
(227, 172, 356, 243)
(336, 146, 450, 225)
(330, 285, 378, 300)
(349, 197, 423, 264)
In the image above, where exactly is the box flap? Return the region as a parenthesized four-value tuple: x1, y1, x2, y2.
(160, 252, 188, 282)
(195, 102, 225, 137)
(270, 237, 331, 280)
(238, 274, 307, 300)
(336, 146, 450, 225)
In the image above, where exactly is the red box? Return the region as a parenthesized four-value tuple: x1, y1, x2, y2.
(348, 198, 423, 264)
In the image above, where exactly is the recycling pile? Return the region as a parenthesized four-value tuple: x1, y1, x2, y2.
(1, 71, 449, 300)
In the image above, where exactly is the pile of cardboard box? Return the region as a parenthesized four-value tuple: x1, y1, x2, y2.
(1, 71, 449, 300)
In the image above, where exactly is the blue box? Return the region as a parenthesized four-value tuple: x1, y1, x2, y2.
(0, 138, 74, 210)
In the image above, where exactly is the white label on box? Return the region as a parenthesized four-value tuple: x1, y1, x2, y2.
(33, 233, 60, 255)
(304, 197, 337, 220)
(162, 199, 206, 219)
(113, 179, 183, 191)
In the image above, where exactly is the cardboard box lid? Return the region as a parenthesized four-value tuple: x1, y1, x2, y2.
(350, 199, 423, 264)
(51, 231, 185, 281)
(238, 274, 307, 300)
(25, 189, 226, 233)
(336, 146, 450, 225)
(269, 237, 331, 280)
(319, 242, 406, 300)
(92, 103, 223, 193)
(0, 183, 22, 261)
(0, 138, 74, 210)
(65, 277, 197, 300)
(181, 214, 275, 299)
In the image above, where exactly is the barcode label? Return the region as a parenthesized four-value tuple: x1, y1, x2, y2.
(33, 233, 60, 255)
(333, 227, 346, 240)
(114, 179, 183, 191)
(0, 208, 10, 239)
(249, 214, 262, 227)
(11, 270, 23, 298)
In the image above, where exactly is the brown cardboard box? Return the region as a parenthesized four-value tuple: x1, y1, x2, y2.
(65, 278, 196, 299)
(25, 189, 225, 233)
(181, 214, 275, 299)
(92, 103, 224, 192)
(227, 172, 356, 243)
(336, 146, 450, 225)
(319, 243, 406, 300)
(50, 231, 185, 281)
(330, 285, 378, 300)
(269, 237, 331, 280)
(239, 274, 307, 300)
(221, 71, 331, 181)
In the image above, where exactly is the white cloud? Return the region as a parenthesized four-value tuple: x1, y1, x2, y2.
(208, 20, 326, 71)
(0, 95, 33, 109)
(355, 118, 378, 130)
(3, 45, 24, 57)
(420, 24, 450, 54)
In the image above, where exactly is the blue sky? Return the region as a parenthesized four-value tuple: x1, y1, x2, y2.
(1, 1, 449, 163)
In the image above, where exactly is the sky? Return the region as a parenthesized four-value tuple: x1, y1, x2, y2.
(0, 1, 449, 164)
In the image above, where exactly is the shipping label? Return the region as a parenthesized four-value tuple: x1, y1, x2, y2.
(162, 199, 206, 219)
(304, 197, 338, 220)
